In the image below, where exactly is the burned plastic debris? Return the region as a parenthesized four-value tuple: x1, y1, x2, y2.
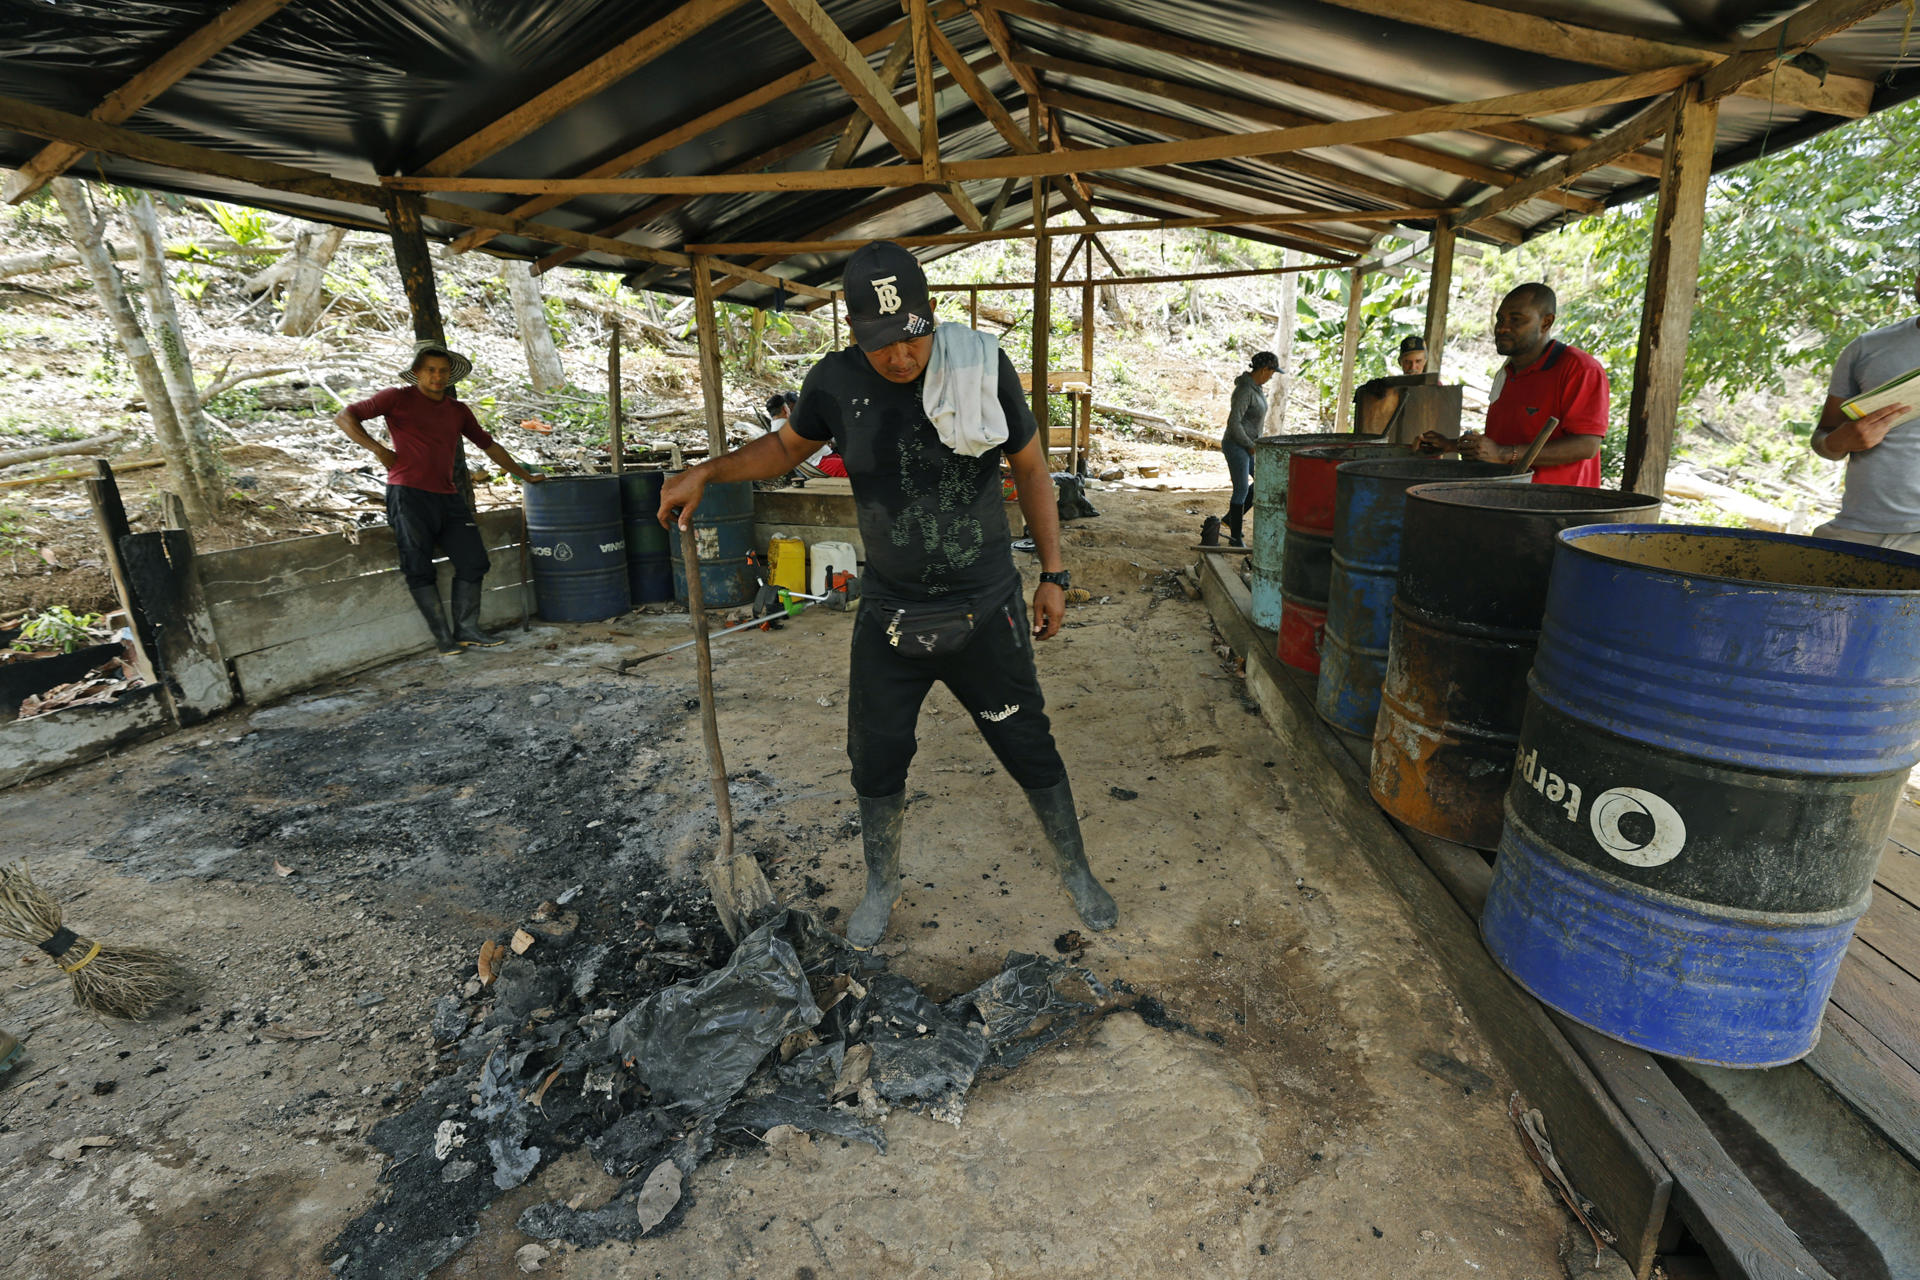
(330, 906, 1112, 1277)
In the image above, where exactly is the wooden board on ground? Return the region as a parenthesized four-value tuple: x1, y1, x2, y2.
(1197, 553, 1672, 1279)
(0, 684, 169, 788)
(1875, 835, 1920, 908)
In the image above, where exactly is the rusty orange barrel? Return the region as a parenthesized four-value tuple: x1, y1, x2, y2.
(1278, 442, 1399, 672)
(1370, 483, 1661, 847)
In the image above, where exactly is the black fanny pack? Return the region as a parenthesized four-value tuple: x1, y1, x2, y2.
(880, 597, 979, 657)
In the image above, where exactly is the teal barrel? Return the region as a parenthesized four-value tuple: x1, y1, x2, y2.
(670, 478, 758, 609)
(618, 471, 673, 604)
(1250, 433, 1352, 630)
(1481, 526, 1920, 1066)
(1315, 458, 1521, 736)
(524, 475, 630, 622)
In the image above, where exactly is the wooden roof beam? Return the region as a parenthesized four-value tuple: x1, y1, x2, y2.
(419, 0, 756, 177)
(829, 26, 917, 170)
(1020, 53, 1604, 214)
(3, 0, 295, 204)
(1307, 0, 1872, 118)
(1087, 193, 1362, 261)
(1084, 177, 1381, 255)
(1699, 0, 1901, 105)
(927, 258, 1351, 290)
(984, 0, 1662, 177)
(762, 0, 984, 229)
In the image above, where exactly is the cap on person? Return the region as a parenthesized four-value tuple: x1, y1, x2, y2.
(1249, 351, 1281, 372)
(842, 241, 936, 351)
(1399, 335, 1426, 354)
(399, 339, 473, 386)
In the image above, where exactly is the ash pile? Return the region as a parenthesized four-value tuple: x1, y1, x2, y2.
(326, 902, 1108, 1277)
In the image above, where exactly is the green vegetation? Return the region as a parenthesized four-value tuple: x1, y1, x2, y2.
(12, 606, 101, 653)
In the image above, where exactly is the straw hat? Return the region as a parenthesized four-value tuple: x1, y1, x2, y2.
(399, 339, 473, 386)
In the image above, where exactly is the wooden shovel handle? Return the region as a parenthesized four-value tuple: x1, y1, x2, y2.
(1512, 416, 1561, 475)
(680, 523, 734, 861)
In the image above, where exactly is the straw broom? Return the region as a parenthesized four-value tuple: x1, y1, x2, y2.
(0, 863, 180, 1020)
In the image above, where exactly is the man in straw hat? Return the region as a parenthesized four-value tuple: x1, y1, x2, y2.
(659, 240, 1118, 949)
(335, 340, 542, 654)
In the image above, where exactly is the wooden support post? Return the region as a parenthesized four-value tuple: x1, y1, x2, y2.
(910, 0, 939, 182)
(1031, 173, 1051, 448)
(609, 321, 624, 475)
(691, 258, 729, 458)
(117, 513, 233, 725)
(969, 288, 979, 329)
(1424, 219, 1454, 376)
(1624, 85, 1717, 499)
(1079, 272, 1095, 475)
(382, 191, 443, 343)
(831, 294, 841, 349)
(84, 460, 157, 686)
(1336, 269, 1364, 433)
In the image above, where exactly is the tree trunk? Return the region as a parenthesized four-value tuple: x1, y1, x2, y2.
(1266, 251, 1297, 432)
(747, 306, 768, 379)
(0, 243, 132, 280)
(50, 178, 210, 524)
(280, 224, 346, 335)
(504, 260, 567, 392)
(128, 192, 223, 511)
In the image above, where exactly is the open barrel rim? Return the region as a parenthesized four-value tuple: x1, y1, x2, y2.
(1558, 522, 1920, 596)
(1404, 481, 1663, 518)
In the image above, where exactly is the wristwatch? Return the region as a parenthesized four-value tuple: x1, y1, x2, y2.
(1038, 570, 1071, 589)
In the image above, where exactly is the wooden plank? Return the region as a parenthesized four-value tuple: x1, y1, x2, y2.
(1558, 1022, 1838, 1280)
(1624, 86, 1717, 501)
(1805, 1004, 1920, 1169)
(1198, 553, 1673, 1278)
(928, 261, 1344, 291)
(85, 463, 158, 685)
(2, 0, 295, 204)
(195, 509, 524, 604)
(1855, 883, 1920, 982)
(417, 0, 755, 176)
(1829, 944, 1920, 1073)
(117, 529, 234, 724)
(1875, 834, 1920, 907)
(1456, 92, 1675, 229)
(831, 26, 916, 170)
(1888, 800, 1920, 859)
(1698, 0, 1904, 107)
(209, 559, 523, 658)
(0, 686, 170, 789)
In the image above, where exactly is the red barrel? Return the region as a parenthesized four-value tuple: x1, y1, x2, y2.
(1278, 443, 1401, 671)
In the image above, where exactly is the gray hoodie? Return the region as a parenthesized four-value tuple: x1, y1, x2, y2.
(1222, 372, 1267, 451)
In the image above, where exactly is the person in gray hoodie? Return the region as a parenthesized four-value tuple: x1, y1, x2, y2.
(1220, 351, 1280, 545)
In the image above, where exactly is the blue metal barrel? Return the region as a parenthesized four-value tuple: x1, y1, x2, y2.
(1481, 525, 1920, 1067)
(525, 475, 630, 622)
(669, 478, 758, 609)
(1250, 433, 1352, 630)
(618, 471, 673, 604)
(1315, 458, 1520, 736)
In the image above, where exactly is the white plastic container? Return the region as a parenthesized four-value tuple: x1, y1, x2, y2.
(810, 540, 858, 595)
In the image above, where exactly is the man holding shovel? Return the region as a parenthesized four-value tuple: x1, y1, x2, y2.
(659, 241, 1117, 948)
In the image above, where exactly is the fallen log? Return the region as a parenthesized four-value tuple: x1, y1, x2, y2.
(0, 431, 126, 471)
(1093, 402, 1219, 450)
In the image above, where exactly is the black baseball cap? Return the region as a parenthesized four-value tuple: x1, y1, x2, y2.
(843, 240, 935, 351)
(1399, 335, 1426, 353)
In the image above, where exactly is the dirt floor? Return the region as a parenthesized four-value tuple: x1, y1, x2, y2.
(0, 486, 1581, 1279)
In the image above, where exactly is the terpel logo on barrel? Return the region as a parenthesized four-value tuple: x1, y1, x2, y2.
(1516, 748, 1687, 867)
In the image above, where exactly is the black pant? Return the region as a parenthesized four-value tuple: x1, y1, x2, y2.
(386, 485, 489, 590)
(847, 585, 1068, 797)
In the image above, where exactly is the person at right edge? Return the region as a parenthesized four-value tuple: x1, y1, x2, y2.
(1221, 350, 1280, 545)
(658, 240, 1117, 948)
(1809, 268, 1919, 553)
(1421, 283, 1609, 486)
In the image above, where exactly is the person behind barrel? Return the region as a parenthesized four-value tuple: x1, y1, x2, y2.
(1809, 268, 1920, 553)
(335, 340, 542, 654)
(658, 240, 1117, 947)
(1420, 283, 1609, 486)
(1220, 350, 1281, 546)
(1396, 334, 1428, 375)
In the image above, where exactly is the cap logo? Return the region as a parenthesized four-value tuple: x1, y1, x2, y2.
(870, 275, 902, 314)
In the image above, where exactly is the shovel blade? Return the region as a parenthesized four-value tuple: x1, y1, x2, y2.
(704, 853, 778, 943)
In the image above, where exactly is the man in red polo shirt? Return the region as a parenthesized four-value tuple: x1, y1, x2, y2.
(1422, 283, 1610, 486)
(335, 340, 542, 653)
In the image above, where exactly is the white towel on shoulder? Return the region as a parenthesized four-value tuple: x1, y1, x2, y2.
(922, 324, 1008, 457)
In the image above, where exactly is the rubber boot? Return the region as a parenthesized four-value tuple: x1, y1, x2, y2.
(408, 585, 463, 655)
(451, 579, 503, 647)
(1024, 780, 1118, 930)
(846, 791, 906, 949)
(1223, 502, 1246, 547)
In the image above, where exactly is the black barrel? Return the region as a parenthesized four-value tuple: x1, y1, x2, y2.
(525, 475, 630, 622)
(618, 471, 673, 604)
(1369, 484, 1661, 847)
(670, 479, 758, 609)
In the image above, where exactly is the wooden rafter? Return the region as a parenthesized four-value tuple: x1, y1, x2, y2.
(1698, 0, 1899, 104)
(924, 259, 1350, 291)
(829, 28, 916, 170)
(684, 205, 1444, 255)
(707, 186, 935, 297)
(911, 0, 941, 180)
(418, 0, 756, 177)
(1088, 193, 1362, 261)
(1455, 96, 1675, 228)
(1084, 180, 1373, 257)
(1019, 53, 1603, 215)
(3, 0, 295, 204)
(984, 0, 1664, 177)
(761, 0, 984, 228)
(445, 5, 961, 256)
(1306, 0, 1871, 118)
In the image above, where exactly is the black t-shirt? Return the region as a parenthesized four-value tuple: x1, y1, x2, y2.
(791, 339, 1037, 603)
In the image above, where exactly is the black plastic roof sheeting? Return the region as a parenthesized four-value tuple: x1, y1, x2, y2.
(1, 0, 1917, 306)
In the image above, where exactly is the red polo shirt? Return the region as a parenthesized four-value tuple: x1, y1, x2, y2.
(347, 386, 495, 494)
(1486, 340, 1610, 487)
